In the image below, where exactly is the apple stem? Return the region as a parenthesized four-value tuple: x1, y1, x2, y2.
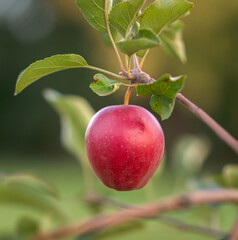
(124, 86, 134, 105)
(119, 69, 238, 155)
(176, 93, 238, 155)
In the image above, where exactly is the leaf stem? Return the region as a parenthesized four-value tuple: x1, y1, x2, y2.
(88, 66, 127, 80)
(176, 93, 238, 155)
(128, 56, 132, 79)
(124, 86, 134, 105)
(140, 50, 149, 69)
(133, 54, 141, 72)
(104, 0, 127, 75)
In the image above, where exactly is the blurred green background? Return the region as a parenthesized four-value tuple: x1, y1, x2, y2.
(0, 0, 238, 239)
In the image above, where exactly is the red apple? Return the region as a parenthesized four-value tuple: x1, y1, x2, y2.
(85, 105, 165, 191)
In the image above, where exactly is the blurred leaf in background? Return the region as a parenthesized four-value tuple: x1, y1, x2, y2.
(44, 89, 96, 191)
(43, 89, 94, 165)
(0, 173, 65, 219)
(170, 134, 211, 190)
(213, 165, 238, 189)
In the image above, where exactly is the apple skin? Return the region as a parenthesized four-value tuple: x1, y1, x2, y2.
(85, 105, 165, 191)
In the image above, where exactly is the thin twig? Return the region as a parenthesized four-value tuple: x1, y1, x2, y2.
(124, 86, 134, 105)
(176, 93, 238, 155)
(86, 194, 226, 238)
(140, 50, 149, 69)
(104, 0, 127, 75)
(31, 189, 238, 240)
(230, 215, 238, 240)
(128, 56, 132, 79)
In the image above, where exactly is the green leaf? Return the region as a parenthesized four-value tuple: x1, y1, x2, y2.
(0, 183, 65, 219)
(1, 173, 59, 198)
(101, 26, 119, 48)
(223, 165, 238, 188)
(16, 216, 40, 238)
(75, 0, 112, 32)
(127, 21, 140, 39)
(116, 29, 160, 56)
(90, 73, 122, 96)
(15, 54, 88, 95)
(136, 74, 186, 120)
(159, 20, 187, 62)
(43, 89, 94, 166)
(136, 49, 147, 58)
(139, 0, 193, 35)
(109, 0, 145, 37)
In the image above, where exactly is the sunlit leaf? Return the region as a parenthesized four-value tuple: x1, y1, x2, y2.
(127, 22, 140, 39)
(90, 73, 122, 96)
(159, 20, 187, 62)
(109, 0, 145, 37)
(75, 0, 113, 32)
(116, 29, 159, 56)
(15, 54, 88, 95)
(139, 0, 193, 35)
(136, 74, 185, 120)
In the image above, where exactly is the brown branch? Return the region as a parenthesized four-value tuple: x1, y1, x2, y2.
(176, 93, 238, 155)
(230, 215, 238, 240)
(86, 194, 226, 238)
(31, 189, 238, 240)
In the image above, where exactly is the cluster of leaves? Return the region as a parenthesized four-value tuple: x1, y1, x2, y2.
(15, 0, 194, 120)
